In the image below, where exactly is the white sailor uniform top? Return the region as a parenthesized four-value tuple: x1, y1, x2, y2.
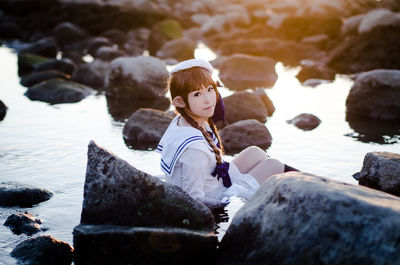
(156, 115, 260, 207)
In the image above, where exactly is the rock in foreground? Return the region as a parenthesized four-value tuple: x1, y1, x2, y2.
(73, 225, 217, 265)
(219, 172, 400, 265)
(358, 152, 400, 196)
(0, 182, 53, 207)
(4, 212, 43, 235)
(11, 235, 73, 265)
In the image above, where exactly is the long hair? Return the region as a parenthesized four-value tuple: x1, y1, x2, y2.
(168, 67, 224, 164)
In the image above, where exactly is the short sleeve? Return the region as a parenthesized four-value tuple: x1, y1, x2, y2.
(179, 148, 222, 207)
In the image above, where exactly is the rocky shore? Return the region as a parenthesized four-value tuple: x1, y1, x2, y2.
(1, 0, 400, 263)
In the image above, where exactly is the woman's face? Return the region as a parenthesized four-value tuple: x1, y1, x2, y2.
(186, 84, 217, 122)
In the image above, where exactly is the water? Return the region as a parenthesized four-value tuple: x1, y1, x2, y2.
(1, 44, 399, 264)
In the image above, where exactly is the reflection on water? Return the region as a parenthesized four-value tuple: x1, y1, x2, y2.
(345, 114, 400, 144)
(1, 43, 400, 263)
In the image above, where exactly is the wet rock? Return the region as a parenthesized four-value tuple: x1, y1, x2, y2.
(79, 141, 215, 230)
(287, 113, 321, 130)
(220, 119, 272, 154)
(148, 19, 183, 55)
(215, 54, 277, 90)
(327, 25, 400, 73)
(0, 21, 23, 40)
(358, 8, 400, 34)
(0, 99, 7, 121)
(72, 62, 107, 89)
(219, 38, 321, 66)
(124, 28, 150, 56)
(4, 212, 43, 236)
(253, 88, 275, 117)
(25, 79, 93, 104)
(87, 36, 113, 57)
(296, 63, 336, 82)
(101, 29, 126, 46)
(106, 96, 170, 122)
(223, 91, 269, 124)
(36, 58, 77, 75)
(11, 235, 73, 265)
(18, 53, 50, 76)
(73, 225, 217, 265)
(219, 172, 400, 265)
(346, 69, 400, 120)
(358, 152, 400, 196)
(0, 182, 53, 207)
(19, 37, 58, 58)
(156, 38, 196, 61)
(53, 22, 89, 47)
(95, 46, 125, 61)
(20, 70, 70, 87)
(123, 108, 173, 149)
(108, 56, 168, 99)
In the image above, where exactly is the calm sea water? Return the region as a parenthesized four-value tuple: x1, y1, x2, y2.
(1, 43, 399, 264)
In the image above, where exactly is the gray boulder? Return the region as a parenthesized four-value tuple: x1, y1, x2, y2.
(73, 225, 217, 265)
(346, 69, 400, 120)
(220, 119, 272, 154)
(25, 79, 93, 104)
(53, 22, 89, 47)
(11, 235, 73, 265)
(223, 91, 269, 124)
(19, 37, 58, 58)
(287, 113, 321, 130)
(219, 172, 400, 265)
(0, 182, 53, 207)
(0, 99, 7, 121)
(156, 38, 196, 61)
(87, 36, 113, 57)
(95, 46, 125, 61)
(72, 63, 105, 89)
(358, 152, 400, 196)
(123, 108, 173, 150)
(80, 141, 214, 230)
(20, 70, 70, 87)
(215, 54, 277, 90)
(4, 212, 43, 235)
(37, 58, 77, 75)
(108, 56, 169, 99)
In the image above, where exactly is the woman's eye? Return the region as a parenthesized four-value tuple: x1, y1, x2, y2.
(194, 92, 201, 97)
(208, 86, 214, 92)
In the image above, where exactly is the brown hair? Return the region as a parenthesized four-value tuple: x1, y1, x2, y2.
(168, 67, 224, 164)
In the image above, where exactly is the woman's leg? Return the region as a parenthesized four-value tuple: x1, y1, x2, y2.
(232, 146, 269, 174)
(248, 158, 285, 185)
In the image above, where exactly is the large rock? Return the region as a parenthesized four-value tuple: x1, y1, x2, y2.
(0, 182, 53, 207)
(4, 212, 43, 236)
(287, 113, 321, 130)
(72, 62, 107, 89)
(25, 79, 93, 104)
(223, 91, 269, 124)
(148, 19, 183, 55)
(53, 22, 89, 47)
(19, 37, 58, 58)
(20, 70, 70, 87)
(220, 119, 272, 154)
(11, 235, 73, 265)
(123, 108, 173, 149)
(219, 172, 400, 265)
(108, 56, 169, 99)
(17, 53, 50, 76)
(358, 152, 400, 196)
(73, 225, 217, 265)
(0, 99, 7, 121)
(156, 38, 196, 61)
(358, 8, 400, 34)
(80, 141, 214, 230)
(215, 54, 277, 90)
(327, 25, 400, 73)
(345, 70, 400, 120)
(36, 58, 77, 75)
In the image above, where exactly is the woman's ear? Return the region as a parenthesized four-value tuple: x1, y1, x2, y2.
(172, 96, 186, 108)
